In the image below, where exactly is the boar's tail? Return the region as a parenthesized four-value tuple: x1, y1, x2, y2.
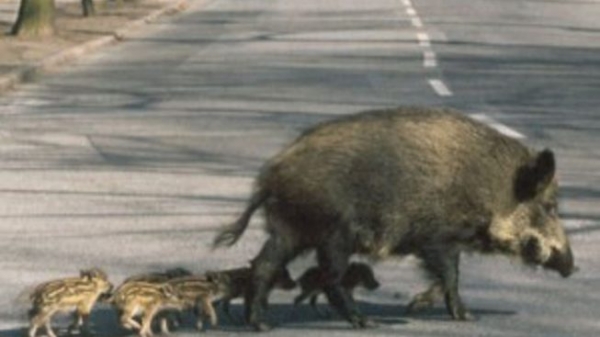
(212, 188, 269, 249)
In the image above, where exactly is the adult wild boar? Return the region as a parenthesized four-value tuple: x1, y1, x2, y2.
(213, 107, 575, 331)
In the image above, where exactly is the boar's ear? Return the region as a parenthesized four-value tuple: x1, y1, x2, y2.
(514, 149, 556, 201)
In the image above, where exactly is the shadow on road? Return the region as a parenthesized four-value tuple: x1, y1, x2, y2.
(0, 300, 517, 336)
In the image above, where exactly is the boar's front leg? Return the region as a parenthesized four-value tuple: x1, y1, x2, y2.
(418, 246, 473, 321)
(316, 231, 373, 328)
(196, 296, 218, 330)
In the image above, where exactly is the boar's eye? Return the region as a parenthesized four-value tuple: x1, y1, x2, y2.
(542, 202, 558, 217)
(522, 236, 542, 265)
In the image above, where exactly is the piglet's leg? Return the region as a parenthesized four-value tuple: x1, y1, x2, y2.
(120, 307, 142, 331)
(30, 309, 54, 337)
(197, 297, 218, 329)
(44, 320, 57, 337)
(139, 307, 158, 337)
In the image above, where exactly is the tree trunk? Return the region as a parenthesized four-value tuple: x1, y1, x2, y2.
(11, 0, 56, 38)
(81, 0, 95, 17)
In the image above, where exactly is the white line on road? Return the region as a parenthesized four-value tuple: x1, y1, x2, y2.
(423, 50, 437, 68)
(469, 114, 526, 139)
(562, 218, 600, 239)
(406, 7, 417, 17)
(428, 79, 453, 97)
(411, 17, 423, 28)
(402, 0, 446, 92)
(416, 32, 431, 48)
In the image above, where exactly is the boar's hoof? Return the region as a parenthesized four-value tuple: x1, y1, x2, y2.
(252, 322, 272, 332)
(405, 284, 442, 315)
(405, 297, 436, 314)
(448, 306, 474, 322)
(350, 315, 377, 329)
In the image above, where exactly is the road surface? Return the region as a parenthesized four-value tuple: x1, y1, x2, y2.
(0, 0, 598, 336)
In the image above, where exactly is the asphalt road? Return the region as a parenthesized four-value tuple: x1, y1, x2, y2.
(0, 0, 598, 336)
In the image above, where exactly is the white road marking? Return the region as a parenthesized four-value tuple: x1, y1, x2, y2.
(563, 218, 598, 230)
(469, 114, 526, 139)
(411, 17, 423, 28)
(428, 79, 453, 97)
(402, 0, 446, 90)
(416, 32, 431, 47)
(423, 50, 437, 68)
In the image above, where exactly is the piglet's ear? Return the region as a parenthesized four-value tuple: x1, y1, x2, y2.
(80, 270, 92, 281)
(161, 284, 176, 297)
(514, 149, 556, 201)
(205, 271, 219, 283)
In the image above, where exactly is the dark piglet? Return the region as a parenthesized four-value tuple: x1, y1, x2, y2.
(213, 107, 576, 331)
(206, 267, 296, 323)
(295, 262, 380, 316)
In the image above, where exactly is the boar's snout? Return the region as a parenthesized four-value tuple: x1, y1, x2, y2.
(543, 246, 576, 278)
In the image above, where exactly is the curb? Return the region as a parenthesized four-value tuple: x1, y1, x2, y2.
(0, 0, 190, 94)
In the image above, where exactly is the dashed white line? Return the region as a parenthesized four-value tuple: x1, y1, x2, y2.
(428, 79, 453, 97)
(402, 0, 448, 93)
(416, 32, 431, 48)
(469, 114, 526, 139)
(411, 17, 423, 28)
(423, 50, 437, 68)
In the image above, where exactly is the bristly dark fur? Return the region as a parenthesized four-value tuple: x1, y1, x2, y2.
(213, 106, 574, 331)
(294, 262, 379, 310)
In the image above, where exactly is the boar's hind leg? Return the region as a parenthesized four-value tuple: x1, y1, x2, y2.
(419, 247, 473, 321)
(405, 281, 443, 314)
(316, 233, 372, 328)
(248, 236, 300, 331)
